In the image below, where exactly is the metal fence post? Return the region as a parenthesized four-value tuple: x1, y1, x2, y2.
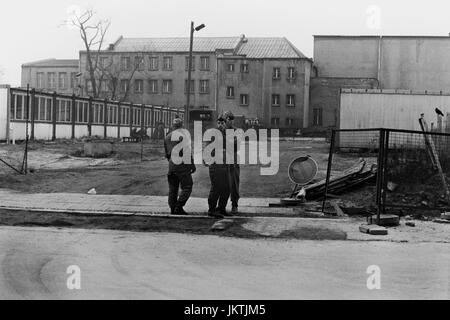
(322, 129, 336, 213)
(375, 129, 386, 225)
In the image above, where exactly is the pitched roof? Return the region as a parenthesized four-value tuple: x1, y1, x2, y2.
(236, 37, 307, 59)
(22, 59, 79, 68)
(110, 36, 308, 59)
(113, 37, 241, 52)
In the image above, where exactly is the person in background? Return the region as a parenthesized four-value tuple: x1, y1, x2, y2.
(164, 117, 196, 215)
(223, 111, 240, 215)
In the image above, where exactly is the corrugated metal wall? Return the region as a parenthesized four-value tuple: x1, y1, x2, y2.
(340, 89, 450, 131)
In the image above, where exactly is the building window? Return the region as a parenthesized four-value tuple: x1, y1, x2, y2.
(58, 73, 67, 90)
(149, 56, 159, 70)
(36, 73, 44, 89)
(227, 64, 235, 72)
(286, 118, 295, 127)
(163, 57, 173, 70)
(121, 56, 131, 71)
(273, 67, 281, 79)
(199, 80, 209, 94)
(70, 73, 77, 89)
(107, 105, 118, 124)
(286, 94, 296, 107)
(287, 67, 296, 79)
(56, 99, 71, 122)
(271, 94, 280, 107)
(48, 73, 56, 89)
(185, 56, 195, 71)
(271, 117, 280, 127)
(92, 103, 104, 124)
(200, 56, 210, 71)
(121, 107, 130, 125)
(135, 56, 144, 71)
(135, 79, 144, 93)
(162, 80, 173, 93)
(120, 79, 129, 93)
(38, 97, 52, 121)
(226, 86, 235, 98)
(240, 64, 249, 73)
(75, 101, 89, 123)
(148, 80, 158, 93)
(184, 79, 195, 93)
(313, 108, 323, 126)
(86, 79, 93, 92)
(100, 56, 110, 69)
(240, 94, 249, 106)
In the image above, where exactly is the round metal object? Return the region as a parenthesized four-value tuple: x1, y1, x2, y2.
(288, 155, 318, 185)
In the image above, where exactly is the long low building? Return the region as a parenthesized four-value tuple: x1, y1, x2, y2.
(0, 85, 184, 141)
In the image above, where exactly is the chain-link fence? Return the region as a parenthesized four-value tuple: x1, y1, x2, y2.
(324, 128, 450, 223)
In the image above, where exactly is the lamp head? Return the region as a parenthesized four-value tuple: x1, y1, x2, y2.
(195, 24, 205, 31)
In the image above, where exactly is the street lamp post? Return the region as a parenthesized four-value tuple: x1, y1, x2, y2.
(186, 21, 205, 128)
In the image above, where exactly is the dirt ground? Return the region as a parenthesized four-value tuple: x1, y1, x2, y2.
(0, 139, 372, 201)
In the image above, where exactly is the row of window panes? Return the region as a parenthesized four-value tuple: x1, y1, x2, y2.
(272, 67, 297, 80)
(270, 118, 297, 126)
(271, 94, 296, 107)
(36, 72, 78, 90)
(10, 94, 176, 126)
(93, 79, 211, 94)
(225, 63, 249, 73)
(94, 56, 211, 72)
(225, 88, 296, 107)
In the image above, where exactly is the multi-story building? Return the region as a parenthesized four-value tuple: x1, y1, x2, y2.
(310, 35, 450, 132)
(21, 59, 80, 94)
(79, 35, 312, 129)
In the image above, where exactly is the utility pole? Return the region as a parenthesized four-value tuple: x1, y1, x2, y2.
(186, 21, 205, 129)
(186, 22, 194, 128)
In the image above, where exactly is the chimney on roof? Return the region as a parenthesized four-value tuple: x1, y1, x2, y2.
(240, 34, 248, 43)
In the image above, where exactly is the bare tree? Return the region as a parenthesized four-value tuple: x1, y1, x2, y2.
(101, 53, 145, 102)
(67, 9, 110, 98)
(66, 10, 145, 102)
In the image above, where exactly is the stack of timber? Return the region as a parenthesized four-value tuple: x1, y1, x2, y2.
(304, 159, 377, 200)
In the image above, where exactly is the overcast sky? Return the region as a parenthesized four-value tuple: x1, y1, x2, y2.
(1, 0, 450, 86)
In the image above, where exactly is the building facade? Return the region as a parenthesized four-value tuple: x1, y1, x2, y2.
(78, 35, 312, 129)
(311, 35, 450, 132)
(21, 59, 80, 95)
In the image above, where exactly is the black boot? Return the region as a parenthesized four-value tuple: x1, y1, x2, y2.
(174, 206, 189, 215)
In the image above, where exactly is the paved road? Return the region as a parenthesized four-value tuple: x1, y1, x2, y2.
(0, 226, 448, 300)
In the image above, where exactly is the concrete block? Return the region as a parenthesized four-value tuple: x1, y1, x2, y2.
(84, 141, 114, 158)
(405, 221, 415, 227)
(370, 214, 400, 227)
(359, 224, 388, 235)
(440, 212, 450, 220)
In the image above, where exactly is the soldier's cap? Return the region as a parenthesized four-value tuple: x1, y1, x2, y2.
(217, 115, 225, 122)
(223, 111, 235, 120)
(173, 117, 183, 128)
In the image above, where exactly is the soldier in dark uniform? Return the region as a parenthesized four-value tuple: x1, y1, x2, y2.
(164, 117, 196, 215)
(223, 111, 240, 215)
(207, 115, 230, 218)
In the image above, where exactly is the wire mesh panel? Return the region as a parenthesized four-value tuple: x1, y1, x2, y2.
(384, 129, 450, 211)
(319, 129, 381, 215)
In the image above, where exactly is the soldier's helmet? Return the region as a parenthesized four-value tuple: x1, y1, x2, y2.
(172, 116, 183, 129)
(222, 111, 235, 120)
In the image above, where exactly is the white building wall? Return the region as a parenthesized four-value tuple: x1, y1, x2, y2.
(0, 86, 9, 140)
